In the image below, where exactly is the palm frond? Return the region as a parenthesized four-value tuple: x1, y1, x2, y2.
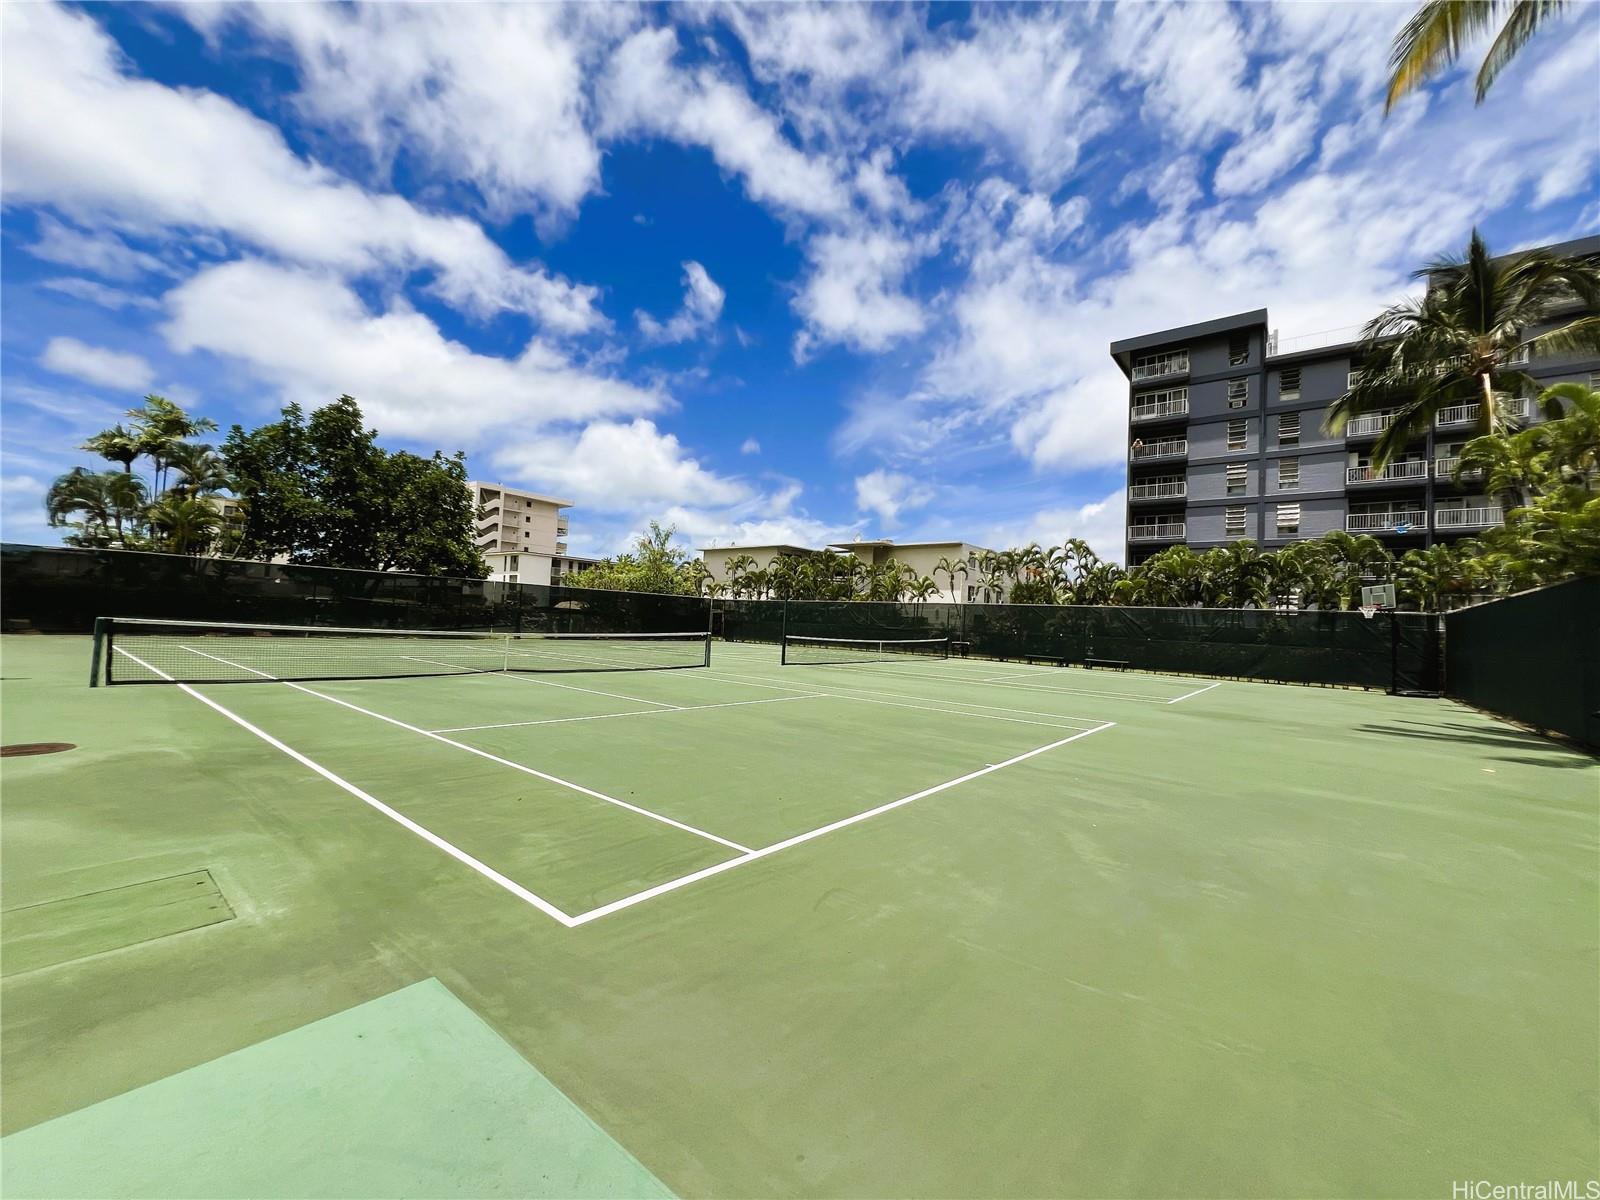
(1475, 0, 1568, 100)
(1386, 0, 1500, 111)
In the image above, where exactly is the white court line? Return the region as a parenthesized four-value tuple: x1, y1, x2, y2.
(1167, 681, 1224, 704)
(117, 647, 580, 926)
(710, 670, 1098, 731)
(567, 720, 1117, 927)
(178, 646, 750, 854)
(403, 657, 682, 710)
(432, 693, 825, 734)
(711, 668, 1109, 726)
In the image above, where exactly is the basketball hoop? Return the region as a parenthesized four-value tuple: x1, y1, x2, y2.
(1359, 605, 1379, 620)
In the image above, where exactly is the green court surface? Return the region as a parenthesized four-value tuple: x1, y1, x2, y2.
(1, 633, 1596, 1197)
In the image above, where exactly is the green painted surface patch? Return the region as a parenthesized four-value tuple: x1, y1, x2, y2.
(0, 978, 673, 1199)
(2, 870, 233, 977)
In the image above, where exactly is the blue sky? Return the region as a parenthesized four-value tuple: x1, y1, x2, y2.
(3, 2, 1596, 561)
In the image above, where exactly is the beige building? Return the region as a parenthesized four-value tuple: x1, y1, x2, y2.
(469, 481, 573, 585)
(827, 540, 996, 603)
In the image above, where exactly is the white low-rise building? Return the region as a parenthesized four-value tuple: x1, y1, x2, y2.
(827, 539, 996, 603)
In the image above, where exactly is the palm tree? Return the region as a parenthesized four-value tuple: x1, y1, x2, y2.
(146, 494, 222, 555)
(81, 424, 142, 474)
(129, 395, 218, 495)
(1456, 424, 1553, 510)
(165, 442, 232, 500)
(45, 468, 147, 546)
(907, 575, 940, 604)
(1533, 383, 1600, 485)
(1315, 530, 1395, 609)
(1386, 0, 1573, 113)
(1396, 544, 1479, 610)
(1209, 540, 1274, 608)
(933, 555, 968, 603)
(1328, 231, 1600, 466)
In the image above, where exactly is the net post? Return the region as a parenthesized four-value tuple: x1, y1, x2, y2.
(89, 616, 109, 686)
(1388, 608, 1399, 695)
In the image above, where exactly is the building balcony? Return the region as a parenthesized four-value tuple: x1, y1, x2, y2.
(1130, 352, 1189, 382)
(1129, 480, 1187, 502)
(556, 518, 570, 536)
(555, 541, 568, 554)
(1129, 521, 1186, 542)
(1433, 457, 1485, 483)
(1130, 439, 1188, 462)
(1131, 397, 1189, 422)
(1344, 413, 1394, 438)
(1436, 397, 1527, 429)
(1346, 461, 1428, 486)
(1435, 506, 1505, 530)
(1347, 512, 1425, 534)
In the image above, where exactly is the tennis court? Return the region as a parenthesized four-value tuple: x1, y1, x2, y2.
(2, 626, 1596, 1197)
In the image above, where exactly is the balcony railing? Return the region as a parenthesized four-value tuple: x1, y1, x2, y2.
(1130, 439, 1188, 462)
(1432, 457, 1485, 482)
(1347, 512, 1424, 534)
(1131, 353, 1189, 382)
(1344, 413, 1394, 437)
(1131, 396, 1189, 422)
(1435, 506, 1504, 530)
(1436, 397, 1527, 428)
(1129, 521, 1186, 542)
(1346, 460, 1428, 485)
(1129, 480, 1188, 501)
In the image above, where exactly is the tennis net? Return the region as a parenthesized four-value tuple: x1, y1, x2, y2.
(95, 617, 712, 685)
(780, 634, 949, 666)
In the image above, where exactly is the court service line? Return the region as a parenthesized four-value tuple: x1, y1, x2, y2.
(1166, 681, 1224, 704)
(432, 693, 825, 734)
(799, 662, 1178, 703)
(567, 720, 1117, 927)
(403, 657, 683, 710)
(115, 648, 580, 926)
(176, 646, 752, 854)
(711, 668, 1110, 726)
(708, 670, 1100, 731)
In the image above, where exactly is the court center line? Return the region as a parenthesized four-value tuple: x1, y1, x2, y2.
(177, 646, 752, 854)
(1167, 681, 1224, 704)
(403, 657, 684, 709)
(567, 720, 1118, 927)
(709, 668, 1106, 728)
(115, 648, 580, 926)
(432, 693, 826, 734)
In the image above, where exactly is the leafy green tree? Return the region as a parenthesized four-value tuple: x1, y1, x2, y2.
(566, 522, 702, 596)
(1328, 231, 1600, 466)
(146, 493, 223, 556)
(223, 396, 484, 575)
(1386, 0, 1573, 112)
(81, 424, 141, 474)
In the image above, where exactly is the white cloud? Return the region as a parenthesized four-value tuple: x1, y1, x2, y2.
(494, 419, 750, 512)
(740, 438, 761, 455)
(854, 469, 933, 526)
(187, 4, 603, 228)
(0, 3, 602, 331)
(793, 230, 926, 358)
(161, 259, 661, 442)
(636, 261, 726, 344)
(40, 336, 154, 390)
(39, 277, 160, 311)
(24, 214, 169, 279)
(597, 26, 851, 223)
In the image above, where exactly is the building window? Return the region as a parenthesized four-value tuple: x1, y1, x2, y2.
(1278, 458, 1300, 489)
(1228, 334, 1249, 366)
(1227, 379, 1248, 408)
(507, 574, 518, 583)
(1278, 367, 1301, 402)
(967, 585, 977, 602)
(1278, 412, 1300, 446)
(508, 555, 519, 570)
(1227, 419, 1249, 451)
(1131, 349, 1189, 381)
(1276, 504, 1301, 535)
(1226, 463, 1248, 496)
(1590, 370, 1600, 391)
(1224, 506, 1248, 538)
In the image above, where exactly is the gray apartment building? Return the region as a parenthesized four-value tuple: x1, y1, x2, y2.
(1110, 234, 1600, 566)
